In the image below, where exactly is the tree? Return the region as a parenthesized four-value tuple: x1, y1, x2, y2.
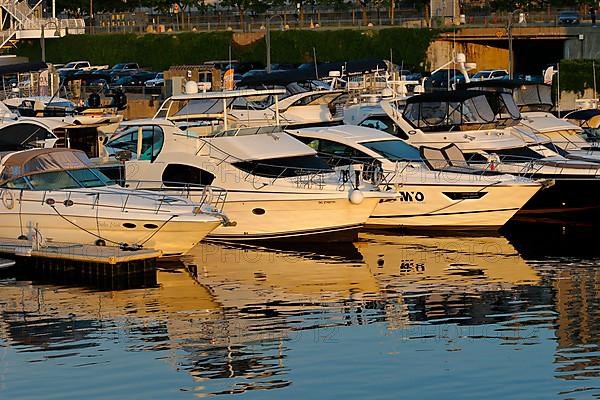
(357, 0, 369, 25)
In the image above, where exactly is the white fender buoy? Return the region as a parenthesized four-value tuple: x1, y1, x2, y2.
(185, 80, 199, 94)
(349, 189, 364, 205)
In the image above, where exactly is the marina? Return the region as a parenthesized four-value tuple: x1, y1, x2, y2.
(0, 0, 600, 398)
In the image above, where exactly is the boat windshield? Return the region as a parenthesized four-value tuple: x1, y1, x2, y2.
(485, 92, 521, 121)
(514, 84, 553, 112)
(403, 94, 496, 131)
(2, 167, 113, 190)
(361, 139, 421, 161)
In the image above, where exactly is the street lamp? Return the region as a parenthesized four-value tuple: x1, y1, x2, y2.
(507, 9, 521, 79)
(265, 14, 284, 74)
(40, 20, 61, 63)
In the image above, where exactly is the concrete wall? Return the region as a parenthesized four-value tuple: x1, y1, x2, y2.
(563, 29, 600, 60)
(426, 40, 508, 71)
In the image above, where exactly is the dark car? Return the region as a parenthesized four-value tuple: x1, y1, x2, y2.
(424, 69, 467, 90)
(110, 72, 156, 88)
(558, 10, 580, 24)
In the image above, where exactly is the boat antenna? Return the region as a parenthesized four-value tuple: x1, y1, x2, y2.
(556, 62, 561, 117)
(594, 60, 598, 102)
(313, 47, 318, 79)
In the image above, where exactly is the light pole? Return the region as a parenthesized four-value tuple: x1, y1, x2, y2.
(265, 14, 284, 73)
(40, 20, 61, 63)
(507, 9, 521, 79)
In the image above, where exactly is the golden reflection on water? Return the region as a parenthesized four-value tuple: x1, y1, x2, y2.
(0, 231, 598, 397)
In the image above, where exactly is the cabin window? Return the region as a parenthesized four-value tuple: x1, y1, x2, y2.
(361, 140, 421, 161)
(106, 125, 164, 162)
(358, 116, 407, 139)
(233, 155, 332, 178)
(297, 138, 375, 168)
(162, 164, 215, 187)
(0, 122, 55, 151)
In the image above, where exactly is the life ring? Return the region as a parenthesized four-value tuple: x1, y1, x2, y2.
(1, 190, 14, 210)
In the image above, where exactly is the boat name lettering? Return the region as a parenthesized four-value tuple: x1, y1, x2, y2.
(398, 191, 425, 202)
(319, 200, 336, 204)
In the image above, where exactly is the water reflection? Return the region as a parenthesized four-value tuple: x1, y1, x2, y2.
(0, 230, 598, 398)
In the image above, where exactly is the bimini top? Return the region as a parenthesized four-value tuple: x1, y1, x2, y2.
(405, 90, 488, 104)
(457, 79, 546, 91)
(309, 59, 388, 78)
(0, 148, 91, 183)
(155, 89, 287, 120)
(167, 89, 286, 102)
(563, 108, 600, 121)
(457, 80, 553, 111)
(403, 90, 498, 131)
(238, 70, 318, 87)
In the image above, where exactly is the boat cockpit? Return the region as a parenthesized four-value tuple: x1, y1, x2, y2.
(0, 148, 114, 190)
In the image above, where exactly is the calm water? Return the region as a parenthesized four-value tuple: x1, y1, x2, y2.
(1, 224, 599, 399)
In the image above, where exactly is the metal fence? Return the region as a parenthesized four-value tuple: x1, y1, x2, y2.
(83, 8, 594, 34)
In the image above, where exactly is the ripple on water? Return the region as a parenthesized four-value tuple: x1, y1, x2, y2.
(0, 230, 599, 398)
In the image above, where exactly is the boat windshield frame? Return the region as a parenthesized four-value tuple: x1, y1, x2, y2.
(403, 93, 498, 132)
(1, 167, 114, 190)
(513, 83, 553, 112)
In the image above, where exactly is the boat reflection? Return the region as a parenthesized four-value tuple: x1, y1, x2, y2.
(0, 231, 597, 397)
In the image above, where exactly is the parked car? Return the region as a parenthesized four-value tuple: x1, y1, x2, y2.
(110, 72, 156, 88)
(558, 10, 580, 24)
(105, 62, 141, 80)
(470, 69, 509, 81)
(424, 69, 467, 90)
(144, 72, 164, 87)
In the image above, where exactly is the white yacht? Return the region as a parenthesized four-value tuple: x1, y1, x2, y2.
(289, 125, 542, 229)
(0, 148, 224, 256)
(102, 119, 389, 242)
(458, 80, 600, 162)
(155, 88, 343, 129)
(347, 90, 600, 216)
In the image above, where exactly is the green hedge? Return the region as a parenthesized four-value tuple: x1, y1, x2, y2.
(12, 28, 437, 71)
(559, 59, 600, 94)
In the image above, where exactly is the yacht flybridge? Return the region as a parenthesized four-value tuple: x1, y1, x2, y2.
(458, 80, 600, 161)
(154, 87, 343, 129)
(374, 91, 600, 215)
(102, 118, 390, 242)
(289, 125, 542, 229)
(0, 148, 224, 256)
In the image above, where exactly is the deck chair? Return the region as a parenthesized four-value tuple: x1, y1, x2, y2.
(420, 146, 450, 171)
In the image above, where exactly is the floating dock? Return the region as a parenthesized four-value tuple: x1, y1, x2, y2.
(0, 238, 161, 289)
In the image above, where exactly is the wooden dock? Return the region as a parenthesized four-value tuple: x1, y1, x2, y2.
(0, 238, 161, 289)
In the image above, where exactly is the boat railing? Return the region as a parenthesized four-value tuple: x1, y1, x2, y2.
(13, 185, 223, 216)
(123, 180, 228, 213)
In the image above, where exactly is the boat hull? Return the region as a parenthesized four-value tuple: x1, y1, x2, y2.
(0, 189, 222, 256)
(517, 178, 600, 216)
(206, 194, 382, 242)
(367, 183, 541, 230)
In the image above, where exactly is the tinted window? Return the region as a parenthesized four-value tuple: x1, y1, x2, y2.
(489, 147, 543, 162)
(106, 126, 164, 161)
(361, 140, 421, 161)
(359, 116, 407, 139)
(162, 164, 215, 187)
(233, 155, 332, 178)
